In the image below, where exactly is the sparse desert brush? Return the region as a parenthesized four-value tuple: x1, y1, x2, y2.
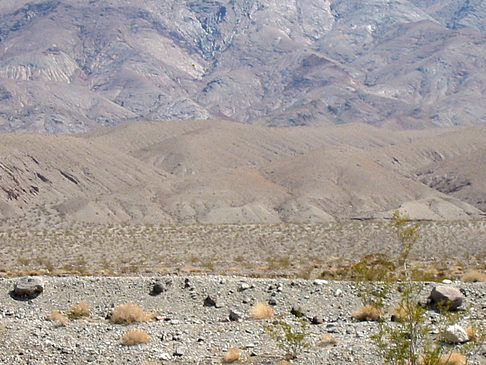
(351, 253, 395, 281)
(250, 302, 274, 320)
(46, 310, 68, 327)
(222, 347, 242, 363)
(461, 270, 486, 282)
(68, 301, 90, 319)
(437, 352, 467, 365)
(120, 329, 151, 346)
(266, 256, 291, 270)
(410, 266, 444, 282)
(110, 303, 153, 324)
(264, 319, 310, 360)
(352, 304, 380, 321)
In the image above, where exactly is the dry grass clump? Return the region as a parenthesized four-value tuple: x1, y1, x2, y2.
(110, 303, 153, 324)
(437, 352, 467, 365)
(120, 329, 151, 346)
(352, 304, 380, 321)
(250, 302, 274, 320)
(391, 304, 414, 322)
(222, 347, 242, 363)
(68, 301, 91, 320)
(46, 310, 68, 327)
(318, 333, 339, 347)
(461, 269, 486, 282)
(465, 326, 476, 341)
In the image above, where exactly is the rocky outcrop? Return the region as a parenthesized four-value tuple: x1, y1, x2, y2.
(428, 285, 465, 310)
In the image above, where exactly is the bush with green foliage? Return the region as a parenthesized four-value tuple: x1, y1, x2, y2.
(356, 210, 484, 365)
(264, 318, 310, 360)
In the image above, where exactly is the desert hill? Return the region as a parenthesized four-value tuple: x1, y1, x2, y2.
(0, 120, 484, 227)
(1, 0, 486, 132)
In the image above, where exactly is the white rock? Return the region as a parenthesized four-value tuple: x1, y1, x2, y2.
(238, 283, 251, 292)
(160, 353, 172, 361)
(443, 325, 469, 344)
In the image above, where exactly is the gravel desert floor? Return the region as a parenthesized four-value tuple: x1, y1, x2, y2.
(0, 276, 485, 365)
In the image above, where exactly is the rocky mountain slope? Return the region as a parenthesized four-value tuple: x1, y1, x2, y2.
(1, 0, 486, 132)
(0, 120, 484, 227)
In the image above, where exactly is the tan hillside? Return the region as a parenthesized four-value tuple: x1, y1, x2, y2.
(0, 133, 172, 225)
(85, 120, 441, 175)
(0, 121, 484, 227)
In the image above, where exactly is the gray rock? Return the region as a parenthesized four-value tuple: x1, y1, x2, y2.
(229, 310, 242, 322)
(291, 306, 305, 318)
(312, 315, 324, 325)
(13, 277, 44, 299)
(151, 281, 166, 295)
(203, 295, 217, 307)
(174, 346, 184, 356)
(429, 285, 465, 310)
(268, 298, 277, 306)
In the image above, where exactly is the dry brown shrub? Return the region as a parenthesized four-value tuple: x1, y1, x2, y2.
(120, 329, 151, 346)
(68, 301, 90, 319)
(250, 302, 274, 320)
(222, 347, 242, 363)
(352, 305, 380, 321)
(465, 326, 476, 341)
(318, 333, 339, 347)
(461, 270, 486, 282)
(110, 303, 153, 324)
(46, 310, 68, 327)
(391, 304, 413, 322)
(438, 352, 467, 365)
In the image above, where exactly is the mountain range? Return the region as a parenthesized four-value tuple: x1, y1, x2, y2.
(1, 0, 486, 132)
